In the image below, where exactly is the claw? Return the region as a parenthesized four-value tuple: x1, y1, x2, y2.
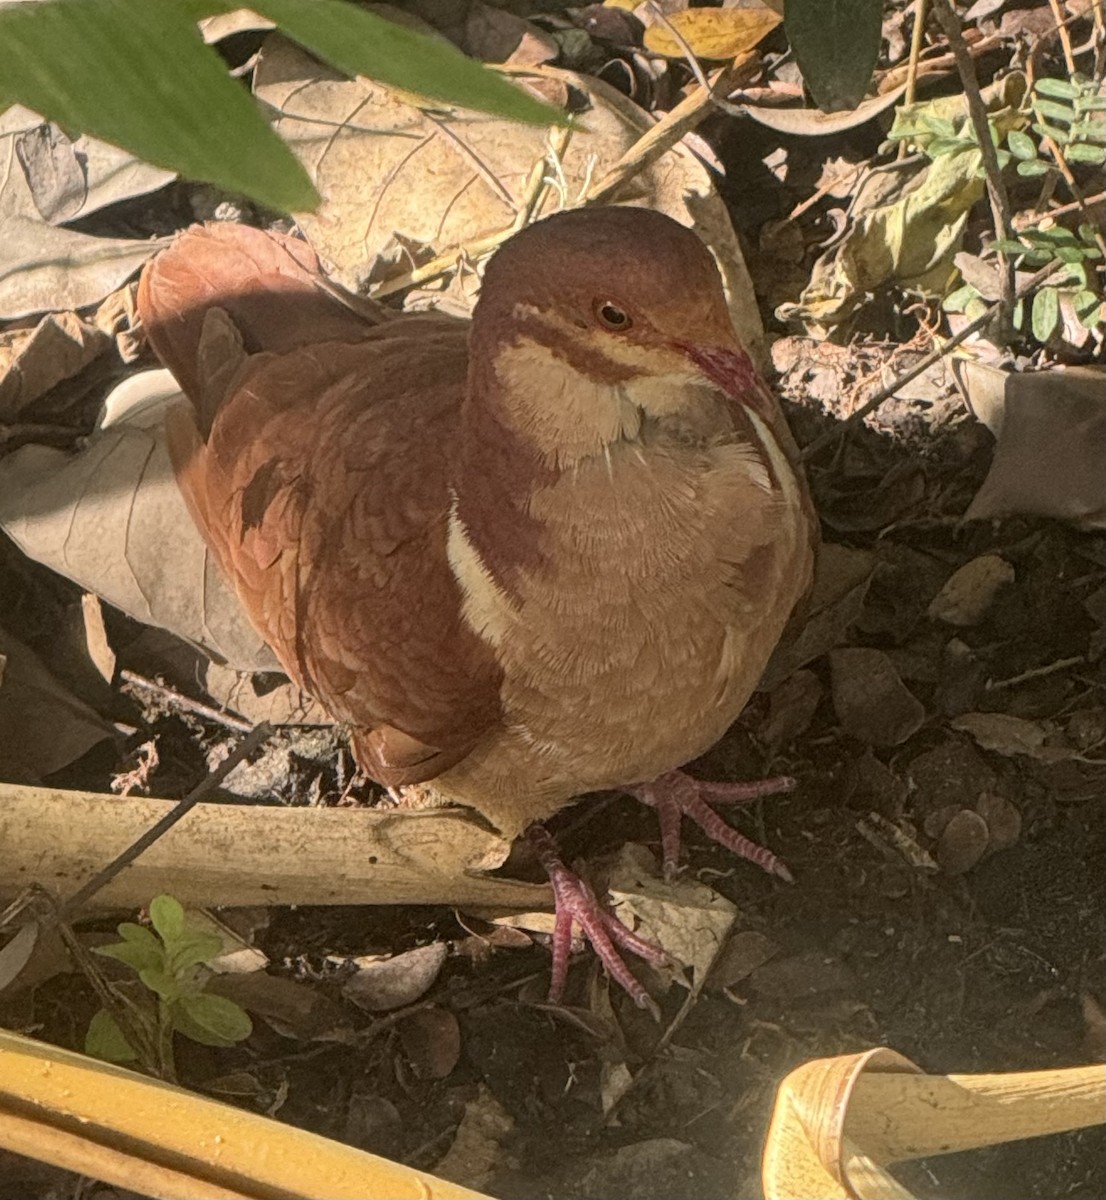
(526, 824, 667, 1015)
(630, 771, 794, 880)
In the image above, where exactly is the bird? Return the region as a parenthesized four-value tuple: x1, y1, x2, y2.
(137, 207, 818, 1009)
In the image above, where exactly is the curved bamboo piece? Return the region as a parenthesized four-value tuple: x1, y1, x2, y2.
(0, 1028, 491, 1200)
(762, 1048, 1106, 1200)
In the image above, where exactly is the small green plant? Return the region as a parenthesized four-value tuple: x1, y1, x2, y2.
(891, 74, 1105, 347)
(1009, 75, 1106, 176)
(86, 894, 251, 1080)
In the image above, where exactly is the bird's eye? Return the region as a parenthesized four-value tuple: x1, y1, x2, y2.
(594, 300, 632, 332)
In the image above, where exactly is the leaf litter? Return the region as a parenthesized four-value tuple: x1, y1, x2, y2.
(0, 3, 1103, 1199)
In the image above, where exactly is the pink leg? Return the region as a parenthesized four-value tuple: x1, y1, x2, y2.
(630, 770, 795, 882)
(526, 824, 667, 1016)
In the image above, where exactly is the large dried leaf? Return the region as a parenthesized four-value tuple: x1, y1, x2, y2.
(0, 132, 163, 320)
(254, 41, 766, 358)
(0, 628, 115, 784)
(0, 311, 111, 420)
(0, 369, 276, 670)
(11, 118, 176, 224)
(955, 361, 1106, 530)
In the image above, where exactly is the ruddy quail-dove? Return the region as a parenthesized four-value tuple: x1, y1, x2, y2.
(137, 207, 818, 1008)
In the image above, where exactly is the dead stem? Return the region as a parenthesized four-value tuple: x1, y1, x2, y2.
(930, 0, 1015, 326)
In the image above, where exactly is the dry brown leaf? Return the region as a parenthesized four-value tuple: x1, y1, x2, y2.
(0, 370, 277, 671)
(432, 1084, 514, 1192)
(0, 131, 163, 319)
(0, 628, 115, 783)
(951, 712, 1074, 762)
(760, 544, 875, 688)
(955, 362, 1106, 531)
(927, 554, 1015, 627)
(208, 972, 348, 1042)
(830, 647, 925, 747)
(199, 8, 275, 41)
(80, 594, 116, 685)
(607, 842, 737, 993)
(643, 5, 781, 60)
(203, 663, 332, 727)
(398, 1007, 461, 1080)
(342, 942, 449, 1013)
(0, 311, 111, 420)
(253, 40, 766, 361)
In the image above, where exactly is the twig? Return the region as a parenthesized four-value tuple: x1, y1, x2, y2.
(120, 669, 253, 733)
(986, 655, 1086, 692)
(56, 723, 273, 919)
(930, 0, 1015, 324)
(904, 0, 929, 110)
(1047, 0, 1079, 76)
(799, 261, 1063, 461)
(587, 63, 743, 204)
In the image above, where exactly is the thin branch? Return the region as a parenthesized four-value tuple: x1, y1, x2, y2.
(120, 669, 253, 733)
(57, 722, 273, 918)
(930, 0, 1015, 323)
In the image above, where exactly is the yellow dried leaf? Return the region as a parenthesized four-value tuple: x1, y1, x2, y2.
(643, 6, 781, 60)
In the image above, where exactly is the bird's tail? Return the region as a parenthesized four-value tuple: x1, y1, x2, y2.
(136, 223, 385, 434)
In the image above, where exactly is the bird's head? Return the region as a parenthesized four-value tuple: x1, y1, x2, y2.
(469, 206, 764, 467)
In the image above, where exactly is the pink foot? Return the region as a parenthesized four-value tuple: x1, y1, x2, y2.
(526, 824, 668, 1015)
(629, 770, 795, 882)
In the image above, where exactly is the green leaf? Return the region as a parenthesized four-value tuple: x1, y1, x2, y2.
(139, 966, 181, 1002)
(0, 0, 317, 212)
(1033, 98, 1076, 124)
(1032, 121, 1070, 143)
(174, 992, 253, 1047)
(1034, 77, 1080, 100)
(1065, 143, 1106, 163)
(991, 238, 1028, 256)
(95, 936, 164, 975)
(1031, 287, 1060, 341)
(1016, 158, 1052, 177)
(784, 0, 883, 112)
(85, 1010, 138, 1063)
(1026, 226, 1079, 245)
(149, 895, 186, 945)
(167, 930, 224, 975)
(1006, 130, 1038, 160)
(1056, 245, 1090, 264)
(1074, 94, 1106, 112)
(928, 136, 972, 158)
(943, 284, 978, 313)
(1074, 290, 1104, 329)
(240, 0, 561, 128)
(1070, 119, 1106, 143)
(920, 115, 958, 138)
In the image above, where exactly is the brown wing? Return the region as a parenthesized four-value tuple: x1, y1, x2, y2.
(139, 225, 504, 785)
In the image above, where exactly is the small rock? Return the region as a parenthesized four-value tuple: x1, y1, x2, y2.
(936, 809, 990, 875)
(928, 554, 1015, 626)
(830, 647, 926, 746)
